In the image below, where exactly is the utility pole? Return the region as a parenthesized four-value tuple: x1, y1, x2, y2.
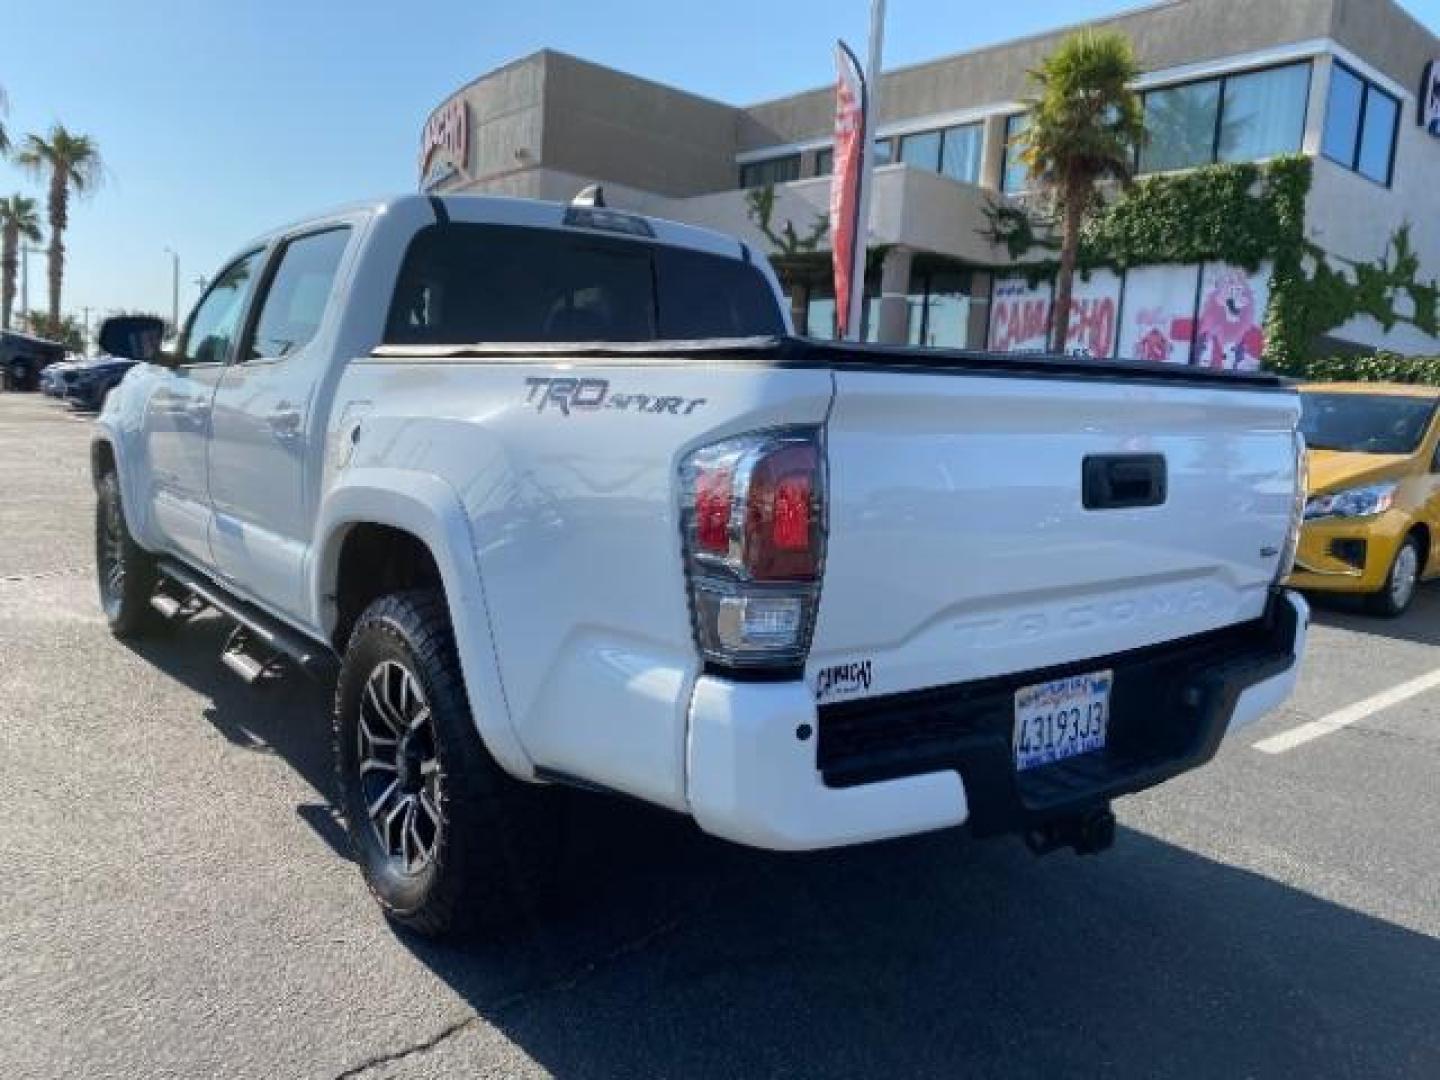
(79, 306, 93, 353)
(164, 247, 180, 331)
(20, 241, 30, 330)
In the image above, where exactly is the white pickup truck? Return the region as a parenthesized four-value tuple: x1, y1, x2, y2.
(93, 193, 1308, 938)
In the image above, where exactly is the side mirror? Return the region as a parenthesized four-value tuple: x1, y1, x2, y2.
(97, 314, 168, 363)
(153, 349, 181, 369)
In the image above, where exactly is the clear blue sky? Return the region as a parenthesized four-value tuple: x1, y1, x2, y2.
(2, 0, 1437, 329)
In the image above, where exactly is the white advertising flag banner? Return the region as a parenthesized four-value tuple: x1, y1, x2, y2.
(1194, 263, 1270, 371)
(1118, 265, 1200, 364)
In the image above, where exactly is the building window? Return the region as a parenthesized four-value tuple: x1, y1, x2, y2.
(898, 129, 943, 172)
(1139, 61, 1310, 174)
(910, 270, 972, 347)
(809, 139, 890, 179)
(739, 154, 801, 188)
(1323, 62, 1400, 185)
(897, 123, 983, 184)
(940, 124, 983, 183)
(1216, 63, 1310, 164)
(1001, 113, 1031, 193)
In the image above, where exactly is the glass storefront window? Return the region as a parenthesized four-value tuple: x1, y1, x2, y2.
(1141, 79, 1221, 172)
(813, 147, 834, 176)
(1001, 113, 1031, 193)
(1218, 63, 1309, 163)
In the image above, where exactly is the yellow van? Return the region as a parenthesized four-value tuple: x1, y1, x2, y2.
(1289, 383, 1440, 615)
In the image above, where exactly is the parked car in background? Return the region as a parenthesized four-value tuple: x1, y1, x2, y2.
(40, 359, 84, 397)
(64, 316, 166, 412)
(0, 330, 67, 392)
(1290, 383, 1440, 615)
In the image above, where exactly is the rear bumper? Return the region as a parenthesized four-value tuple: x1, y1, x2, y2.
(686, 591, 1306, 852)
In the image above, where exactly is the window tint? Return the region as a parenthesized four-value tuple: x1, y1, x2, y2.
(655, 247, 784, 338)
(1141, 80, 1221, 172)
(1002, 114, 1031, 193)
(1321, 64, 1364, 164)
(1358, 86, 1398, 184)
(182, 251, 262, 365)
(249, 228, 349, 361)
(1219, 63, 1309, 163)
(384, 224, 782, 345)
(739, 154, 801, 188)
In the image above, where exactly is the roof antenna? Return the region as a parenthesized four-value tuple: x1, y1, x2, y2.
(572, 184, 606, 208)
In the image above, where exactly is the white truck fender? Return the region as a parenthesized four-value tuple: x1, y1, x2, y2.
(310, 468, 535, 781)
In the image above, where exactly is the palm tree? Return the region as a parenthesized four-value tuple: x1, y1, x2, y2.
(0, 195, 42, 330)
(14, 124, 104, 324)
(1016, 31, 1144, 352)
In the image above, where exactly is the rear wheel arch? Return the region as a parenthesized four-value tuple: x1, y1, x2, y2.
(329, 522, 443, 651)
(313, 477, 534, 780)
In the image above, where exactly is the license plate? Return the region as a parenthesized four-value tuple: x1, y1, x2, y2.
(1013, 670, 1112, 772)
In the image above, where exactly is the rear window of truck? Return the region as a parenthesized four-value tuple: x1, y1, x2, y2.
(384, 222, 785, 345)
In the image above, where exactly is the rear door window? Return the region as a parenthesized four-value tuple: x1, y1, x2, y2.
(248, 227, 351, 361)
(384, 223, 782, 345)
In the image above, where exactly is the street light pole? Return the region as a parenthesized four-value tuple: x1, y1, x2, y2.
(164, 247, 180, 332)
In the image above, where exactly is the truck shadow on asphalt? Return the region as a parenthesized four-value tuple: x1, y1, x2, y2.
(124, 615, 1440, 1078)
(1304, 585, 1440, 648)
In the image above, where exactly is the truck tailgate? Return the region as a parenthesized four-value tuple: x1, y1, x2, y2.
(809, 368, 1300, 702)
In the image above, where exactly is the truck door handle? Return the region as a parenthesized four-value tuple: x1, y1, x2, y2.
(268, 408, 302, 436)
(1083, 454, 1167, 510)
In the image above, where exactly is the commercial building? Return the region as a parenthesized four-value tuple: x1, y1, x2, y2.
(418, 0, 1440, 364)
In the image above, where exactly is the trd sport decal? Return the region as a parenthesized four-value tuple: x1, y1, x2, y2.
(814, 660, 873, 703)
(524, 377, 706, 417)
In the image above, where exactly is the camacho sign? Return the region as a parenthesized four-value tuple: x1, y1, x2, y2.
(419, 98, 469, 191)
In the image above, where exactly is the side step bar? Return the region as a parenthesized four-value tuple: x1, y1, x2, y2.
(156, 559, 339, 683)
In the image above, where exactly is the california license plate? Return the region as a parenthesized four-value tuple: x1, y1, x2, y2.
(1013, 670, 1112, 772)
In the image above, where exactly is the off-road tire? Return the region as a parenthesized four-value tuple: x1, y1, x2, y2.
(334, 589, 561, 939)
(95, 470, 164, 638)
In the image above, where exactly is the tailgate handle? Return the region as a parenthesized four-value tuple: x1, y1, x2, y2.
(1083, 454, 1166, 510)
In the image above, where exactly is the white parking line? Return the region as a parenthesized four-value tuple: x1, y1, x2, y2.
(1253, 667, 1440, 755)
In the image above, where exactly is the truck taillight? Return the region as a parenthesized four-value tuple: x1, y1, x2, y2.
(680, 429, 825, 671)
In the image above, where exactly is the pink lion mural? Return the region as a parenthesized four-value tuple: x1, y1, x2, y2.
(1195, 267, 1265, 370)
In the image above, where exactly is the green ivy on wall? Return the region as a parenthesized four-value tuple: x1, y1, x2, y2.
(983, 155, 1440, 367)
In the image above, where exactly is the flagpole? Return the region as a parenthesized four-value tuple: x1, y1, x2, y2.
(847, 0, 886, 342)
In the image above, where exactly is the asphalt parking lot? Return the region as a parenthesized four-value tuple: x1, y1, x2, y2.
(2, 391, 1438, 1079)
